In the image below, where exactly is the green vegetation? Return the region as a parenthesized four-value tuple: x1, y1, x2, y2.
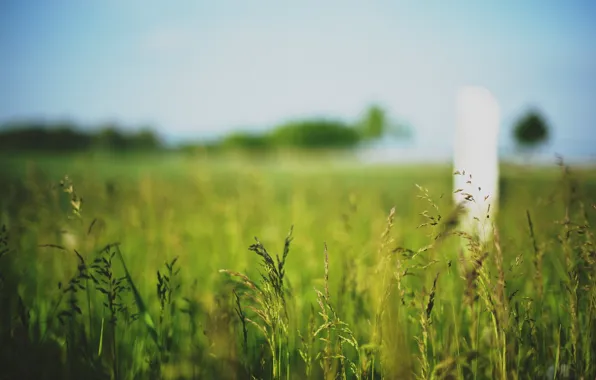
(269, 119, 360, 149)
(220, 119, 361, 151)
(355, 104, 412, 142)
(513, 109, 550, 153)
(1, 152, 595, 379)
(0, 104, 409, 154)
(222, 131, 273, 151)
(0, 121, 162, 153)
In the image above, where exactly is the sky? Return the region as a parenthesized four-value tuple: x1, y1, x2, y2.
(1, 0, 595, 158)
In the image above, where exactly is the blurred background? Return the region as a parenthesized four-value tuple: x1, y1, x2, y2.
(1, 0, 595, 164)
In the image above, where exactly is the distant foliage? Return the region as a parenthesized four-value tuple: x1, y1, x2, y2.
(0, 123, 93, 152)
(1, 104, 414, 153)
(222, 131, 271, 151)
(94, 126, 161, 151)
(131, 128, 162, 151)
(222, 104, 413, 152)
(357, 104, 413, 142)
(94, 126, 129, 151)
(513, 109, 550, 150)
(358, 105, 386, 140)
(0, 121, 163, 152)
(269, 119, 360, 149)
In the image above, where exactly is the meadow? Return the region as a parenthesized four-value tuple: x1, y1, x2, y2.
(0, 151, 595, 380)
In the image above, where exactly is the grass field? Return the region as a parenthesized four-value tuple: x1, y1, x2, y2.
(1, 152, 595, 380)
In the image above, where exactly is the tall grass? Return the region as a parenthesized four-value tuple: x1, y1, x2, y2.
(0, 154, 595, 379)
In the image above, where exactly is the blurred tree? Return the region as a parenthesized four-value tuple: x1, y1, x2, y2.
(0, 120, 92, 152)
(0, 120, 163, 153)
(48, 121, 91, 151)
(94, 125, 128, 151)
(357, 104, 413, 142)
(222, 131, 271, 151)
(512, 109, 550, 153)
(130, 128, 162, 151)
(359, 104, 386, 140)
(269, 119, 360, 149)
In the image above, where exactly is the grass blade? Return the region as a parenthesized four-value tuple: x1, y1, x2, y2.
(114, 244, 161, 350)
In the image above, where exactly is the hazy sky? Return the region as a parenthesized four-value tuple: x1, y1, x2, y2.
(1, 1, 595, 156)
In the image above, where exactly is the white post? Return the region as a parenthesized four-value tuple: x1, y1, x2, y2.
(453, 86, 500, 244)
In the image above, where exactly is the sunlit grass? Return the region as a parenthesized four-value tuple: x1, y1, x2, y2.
(0, 153, 595, 379)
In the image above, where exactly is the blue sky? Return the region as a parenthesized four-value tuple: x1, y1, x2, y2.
(1, 0, 595, 157)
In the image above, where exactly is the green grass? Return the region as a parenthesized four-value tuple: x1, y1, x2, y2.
(0, 152, 595, 379)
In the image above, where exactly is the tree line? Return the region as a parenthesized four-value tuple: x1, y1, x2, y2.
(0, 122, 162, 153)
(0, 105, 412, 153)
(0, 105, 549, 154)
